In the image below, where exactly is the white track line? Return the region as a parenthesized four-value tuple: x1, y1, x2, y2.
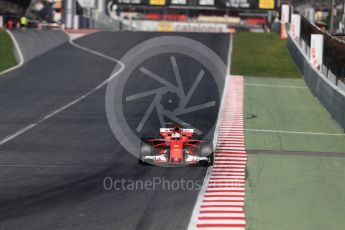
(188, 33, 234, 230)
(245, 128, 345, 136)
(187, 167, 213, 230)
(212, 35, 233, 151)
(0, 30, 24, 75)
(0, 37, 125, 146)
(245, 83, 307, 89)
(188, 75, 246, 230)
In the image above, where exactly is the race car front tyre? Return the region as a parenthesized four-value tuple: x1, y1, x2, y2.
(207, 153, 214, 166)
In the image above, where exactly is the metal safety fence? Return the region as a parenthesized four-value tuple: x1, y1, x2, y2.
(287, 29, 345, 130)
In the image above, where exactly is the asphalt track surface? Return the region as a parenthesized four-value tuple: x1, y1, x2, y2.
(11, 29, 69, 62)
(0, 31, 230, 230)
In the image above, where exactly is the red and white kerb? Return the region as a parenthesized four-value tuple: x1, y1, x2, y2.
(189, 76, 246, 229)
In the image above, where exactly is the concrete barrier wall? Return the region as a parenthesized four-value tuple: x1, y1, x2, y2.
(287, 33, 345, 130)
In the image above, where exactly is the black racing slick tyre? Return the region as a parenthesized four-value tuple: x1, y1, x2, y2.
(138, 141, 152, 165)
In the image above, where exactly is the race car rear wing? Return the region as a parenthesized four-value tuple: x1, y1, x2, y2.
(160, 128, 194, 137)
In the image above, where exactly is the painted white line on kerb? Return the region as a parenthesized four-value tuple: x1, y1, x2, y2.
(187, 33, 234, 230)
(188, 75, 246, 230)
(0, 30, 24, 75)
(0, 38, 125, 146)
(187, 167, 213, 230)
(212, 33, 233, 151)
(245, 129, 345, 136)
(245, 83, 308, 89)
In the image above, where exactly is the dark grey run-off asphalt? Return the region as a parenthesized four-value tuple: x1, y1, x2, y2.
(0, 31, 230, 230)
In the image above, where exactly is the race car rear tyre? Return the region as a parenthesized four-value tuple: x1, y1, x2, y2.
(199, 153, 214, 166)
(138, 141, 152, 165)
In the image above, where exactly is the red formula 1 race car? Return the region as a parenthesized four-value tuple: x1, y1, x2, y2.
(138, 126, 213, 166)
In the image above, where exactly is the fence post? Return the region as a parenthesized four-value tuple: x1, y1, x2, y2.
(291, 14, 301, 42)
(281, 4, 290, 39)
(310, 34, 324, 72)
(65, 0, 74, 29)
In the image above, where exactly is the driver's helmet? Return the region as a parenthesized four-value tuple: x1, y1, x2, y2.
(171, 127, 181, 139)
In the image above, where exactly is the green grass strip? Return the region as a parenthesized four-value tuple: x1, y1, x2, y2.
(244, 77, 345, 153)
(0, 28, 17, 72)
(232, 32, 300, 78)
(245, 154, 345, 230)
